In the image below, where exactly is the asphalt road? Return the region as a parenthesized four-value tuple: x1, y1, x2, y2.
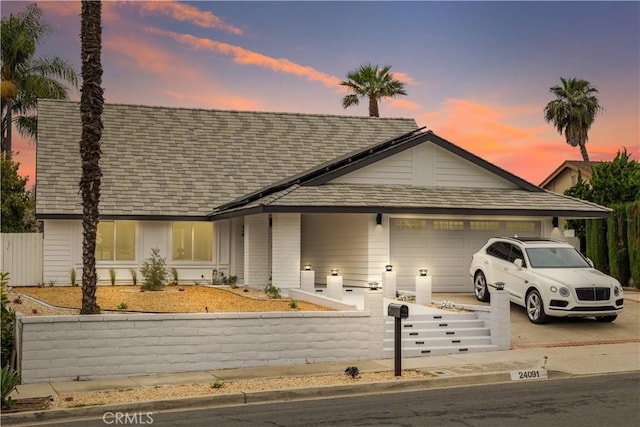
(43, 373, 639, 427)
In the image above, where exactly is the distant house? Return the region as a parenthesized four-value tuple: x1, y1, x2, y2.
(539, 160, 601, 194)
(35, 100, 610, 292)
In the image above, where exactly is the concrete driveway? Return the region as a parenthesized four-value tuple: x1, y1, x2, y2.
(435, 289, 640, 348)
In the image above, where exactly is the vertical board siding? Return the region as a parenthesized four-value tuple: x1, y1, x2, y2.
(331, 150, 413, 185)
(434, 146, 515, 188)
(301, 214, 369, 286)
(0, 233, 43, 286)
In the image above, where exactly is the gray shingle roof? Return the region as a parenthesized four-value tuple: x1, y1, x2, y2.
(36, 100, 418, 217)
(212, 184, 611, 218)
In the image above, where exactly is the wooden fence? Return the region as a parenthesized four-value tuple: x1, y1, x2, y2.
(0, 233, 43, 286)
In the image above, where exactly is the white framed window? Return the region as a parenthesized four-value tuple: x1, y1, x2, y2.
(96, 221, 136, 261)
(470, 221, 500, 231)
(506, 221, 537, 232)
(172, 222, 213, 261)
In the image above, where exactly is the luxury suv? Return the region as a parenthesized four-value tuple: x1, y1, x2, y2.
(469, 237, 624, 324)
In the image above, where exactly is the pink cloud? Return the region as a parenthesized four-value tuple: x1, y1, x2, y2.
(129, 1, 243, 35)
(393, 71, 417, 85)
(147, 28, 342, 89)
(387, 99, 420, 110)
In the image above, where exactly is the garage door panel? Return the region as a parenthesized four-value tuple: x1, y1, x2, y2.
(391, 219, 540, 293)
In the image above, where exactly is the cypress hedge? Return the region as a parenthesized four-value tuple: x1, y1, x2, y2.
(586, 218, 609, 273)
(607, 204, 630, 286)
(627, 202, 640, 288)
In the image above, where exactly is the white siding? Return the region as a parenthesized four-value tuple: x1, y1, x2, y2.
(301, 214, 369, 286)
(244, 214, 270, 287)
(331, 142, 517, 189)
(230, 217, 244, 283)
(43, 220, 74, 285)
(272, 213, 301, 289)
(367, 214, 390, 286)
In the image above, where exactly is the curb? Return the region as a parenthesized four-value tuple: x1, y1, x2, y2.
(0, 370, 571, 426)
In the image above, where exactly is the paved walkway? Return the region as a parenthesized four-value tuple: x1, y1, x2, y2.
(3, 290, 639, 425)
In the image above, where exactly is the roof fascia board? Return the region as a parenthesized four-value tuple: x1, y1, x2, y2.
(37, 214, 211, 221)
(209, 205, 610, 220)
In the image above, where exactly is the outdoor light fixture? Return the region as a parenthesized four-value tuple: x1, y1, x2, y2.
(304, 264, 312, 271)
(331, 269, 339, 276)
(385, 264, 393, 272)
(376, 213, 382, 225)
(552, 217, 559, 228)
(495, 282, 505, 290)
(419, 268, 428, 277)
(368, 281, 380, 290)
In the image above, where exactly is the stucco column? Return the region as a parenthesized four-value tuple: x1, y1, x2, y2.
(364, 288, 385, 359)
(244, 214, 270, 288)
(272, 213, 301, 289)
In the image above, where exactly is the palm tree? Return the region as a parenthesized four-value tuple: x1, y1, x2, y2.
(79, 0, 104, 315)
(340, 64, 407, 117)
(1, 4, 78, 155)
(543, 77, 602, 167)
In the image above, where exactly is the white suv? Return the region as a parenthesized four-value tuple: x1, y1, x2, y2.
(469, 237, 624, 324)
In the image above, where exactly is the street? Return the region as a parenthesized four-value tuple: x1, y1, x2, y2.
(44, 373, 639, 427)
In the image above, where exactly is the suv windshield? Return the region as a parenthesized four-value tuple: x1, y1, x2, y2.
(525, 247, 591, 268)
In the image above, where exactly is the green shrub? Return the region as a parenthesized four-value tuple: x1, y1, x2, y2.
(289, 300, 298, 309)
(607, 204, 631, 286)
(265, 283, 281, 299)
(140, 248, 167, 291)
(117, 302, 128, 310)
(211, 379, 224, 389)
(70, 268, 77, 287)
(1, 272, 16, 368)
(109, 268, 116, 286)
(586, 218, 609, 273)
(130, 268, 138, 286)
(627, 202, 640, 288)
(1, 364, 20, 409)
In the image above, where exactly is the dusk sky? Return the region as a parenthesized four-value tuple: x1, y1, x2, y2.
(3, 1, 639, 188)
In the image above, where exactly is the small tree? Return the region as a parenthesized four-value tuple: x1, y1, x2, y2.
(140, 247, 167, 291)
(1, 153, 37, 232)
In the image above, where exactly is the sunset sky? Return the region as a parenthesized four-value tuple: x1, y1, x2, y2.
(3, 1, 639, 188)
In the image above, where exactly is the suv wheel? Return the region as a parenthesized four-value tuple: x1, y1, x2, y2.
(526, 289, 549, 324)
(474, 271, 490, 302)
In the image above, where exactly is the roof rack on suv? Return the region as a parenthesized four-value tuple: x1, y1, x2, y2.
(502, 237, 563, 243)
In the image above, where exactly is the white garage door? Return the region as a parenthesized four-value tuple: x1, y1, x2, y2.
(390, 219, 540, 292)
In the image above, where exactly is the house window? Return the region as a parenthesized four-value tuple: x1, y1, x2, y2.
(394, 219, 427, 230)
(172, 222, 213, 261)
(470, 221, 500, 231)
(96, 221, 136, 261)
(433, 220, 464, 231)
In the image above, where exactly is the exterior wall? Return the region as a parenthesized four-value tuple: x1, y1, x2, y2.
(0, 233, 43, 286)
(230, 217, 245, 283)
(272, 213, 301, 289)
(333, 143, 517, 189)
(40, 219, 230, 286)
(42, 220, 75, 285)
(301, 214, 369, 286)
(367, 214, 391, 286)
(17, 308, 377, 384)
(244, 214, 270, 287)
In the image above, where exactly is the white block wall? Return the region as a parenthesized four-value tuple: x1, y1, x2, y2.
(490, 289, 511, 348)
(16, 303, 384, 384)
(271, 213, 301, 289)
(244, 214, 270, 287)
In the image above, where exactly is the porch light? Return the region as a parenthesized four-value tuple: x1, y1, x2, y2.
(495, 282, 505, 290)
(331, 269, 339, 276)
(419, 268, 428, 277)
(552, 217, 559, 228)
(368, 281, 380, 290)
(304, 264, 312, 271)
(376, 213, 382, 225)
(385, 264, 393, 272)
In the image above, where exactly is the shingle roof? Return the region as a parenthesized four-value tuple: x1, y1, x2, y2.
(211, 184, 611, 218)
(36, 100, 418, 217)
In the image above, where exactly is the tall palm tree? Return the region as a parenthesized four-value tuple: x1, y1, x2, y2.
(79, 0, 104, 315)
(543, 77, 602, 167)
(1, 4, 78, 155)
(340, 64, 407, 117)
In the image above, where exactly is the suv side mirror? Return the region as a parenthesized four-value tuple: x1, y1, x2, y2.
(586, 257, 594, 267)
(514, 258, 524, 268)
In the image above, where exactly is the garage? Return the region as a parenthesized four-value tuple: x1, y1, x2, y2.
(390, 218, 540, 292)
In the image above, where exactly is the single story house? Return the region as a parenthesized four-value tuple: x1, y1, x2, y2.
(36, 99, 610, 292)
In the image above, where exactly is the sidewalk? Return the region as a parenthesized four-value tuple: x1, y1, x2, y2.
(3, 290, 639, 425)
